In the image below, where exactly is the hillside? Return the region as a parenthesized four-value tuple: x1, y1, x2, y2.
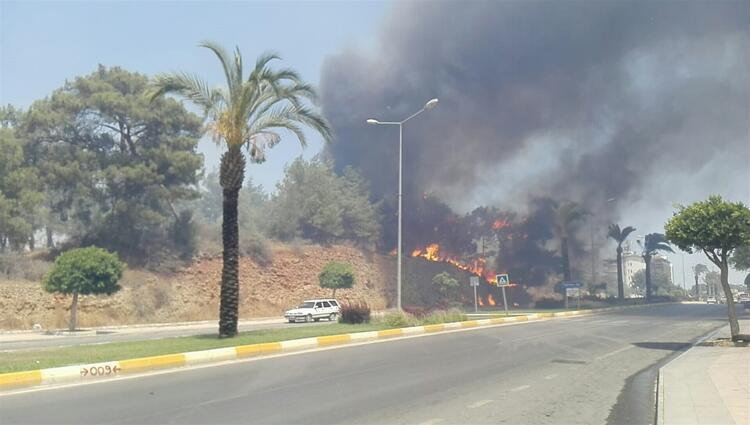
(0, 243, 395, 330)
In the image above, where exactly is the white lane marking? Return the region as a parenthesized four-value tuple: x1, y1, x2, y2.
(467, 399, 493, 409)
(417, 418, 444, 425)
(511, 384, 530, 392)
(544, 374, 558, 380)
(595, 345, 635, 361)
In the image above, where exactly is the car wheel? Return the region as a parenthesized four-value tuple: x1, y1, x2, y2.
(306, 314, 313, 323)
(329, 313, 337, 322)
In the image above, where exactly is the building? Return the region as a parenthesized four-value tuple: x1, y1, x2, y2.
(651, 254, 674, 287)
(622, 252, 645, 297)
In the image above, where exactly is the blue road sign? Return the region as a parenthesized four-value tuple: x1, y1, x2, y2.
(562, 281, 583, 288)
(496, 274, 510, 287)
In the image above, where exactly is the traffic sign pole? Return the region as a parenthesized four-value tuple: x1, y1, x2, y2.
(474, 285, 478, 313)
(501, 286, 509, 316)
(470, 276, 479, 313)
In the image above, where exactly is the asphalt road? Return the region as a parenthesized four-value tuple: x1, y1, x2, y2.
(0, 304, 730, 425)
(0, 319, 334, 352)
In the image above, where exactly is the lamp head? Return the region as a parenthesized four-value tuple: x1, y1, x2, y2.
(366, 119, 380, 125)
(424, 98, 439, 110)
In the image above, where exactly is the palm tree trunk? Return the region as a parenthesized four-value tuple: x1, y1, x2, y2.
(218, 147, 245, 338)
(645, 255, 652, 301)
(616, 246, 624, 300)
(719, 260, 741, 340)
(561, 236, 571, 281)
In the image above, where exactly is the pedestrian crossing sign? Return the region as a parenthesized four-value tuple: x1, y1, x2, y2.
(496, 274, 510, 287)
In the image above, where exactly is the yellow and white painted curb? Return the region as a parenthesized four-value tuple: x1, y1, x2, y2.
(0, 303, 662, 392)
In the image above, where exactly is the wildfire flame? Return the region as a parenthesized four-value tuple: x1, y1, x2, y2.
(411, 243, 501, 284)
(492, 219, 510, 230)
(478, 296, 484, 307)
(388, 248, 397, 256)
(487, 293, 497, 306)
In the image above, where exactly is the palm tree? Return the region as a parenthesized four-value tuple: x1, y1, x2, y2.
(692, 263, 709, 299)
(150, 42, 331, 337)
(607, 224, 636, 301)
(554, 201, 589, 282)
(638, 233, 674, 301)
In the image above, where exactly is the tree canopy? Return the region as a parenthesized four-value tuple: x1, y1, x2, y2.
(43, 247, 125, 296)
(268, 157, 380, 245)
(19, 66, 203, 265)
(665, 196, 750, 264)
(318, 261, 356, 297)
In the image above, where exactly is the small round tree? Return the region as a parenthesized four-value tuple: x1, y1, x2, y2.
(665, 195, 750, 341)
(318, 262, 355, 298)
(432, 272, 460, 300)
(43, 247, 125, 331)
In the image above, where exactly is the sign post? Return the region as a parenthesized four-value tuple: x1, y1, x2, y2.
(496, 274, 510, 316)
(562, 281, 582, 309)
(470, 276, 479, 313)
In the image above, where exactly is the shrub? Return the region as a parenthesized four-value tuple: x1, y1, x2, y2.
(403, 305, 429, 318)
(319, 262, 356, 297)
(432, 272, 459, 296)
(383, 311, 417, 328)
(241, 233, 274, 266)
(420, 309, 468, 325)
(533, 297, 565, 309)
(0, 253, 51, 281)
(339, 300, 371, 324)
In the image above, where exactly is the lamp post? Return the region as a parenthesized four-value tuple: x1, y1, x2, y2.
(367, 98, 439, 310)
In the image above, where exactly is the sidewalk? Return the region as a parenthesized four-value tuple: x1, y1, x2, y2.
(659, 319, 749, 425)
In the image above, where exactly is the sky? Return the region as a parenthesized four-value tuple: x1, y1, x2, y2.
(0, 0, 389, 190)
(2, 0, 748, 285)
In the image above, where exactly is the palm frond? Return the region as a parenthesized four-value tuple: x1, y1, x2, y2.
(621, 226, 636, 240)
(148, 72, 222, 114)
(652, 242, 675, 253)
(199, 41, 239, 97)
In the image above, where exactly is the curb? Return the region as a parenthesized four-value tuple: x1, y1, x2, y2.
(653, 323, 725, 425)
(0, 302, 667, 392)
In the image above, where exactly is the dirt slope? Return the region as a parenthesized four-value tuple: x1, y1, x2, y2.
(0, 243, 394, 330)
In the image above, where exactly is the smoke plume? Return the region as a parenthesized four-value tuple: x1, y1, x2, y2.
(320, 0, 750, 219)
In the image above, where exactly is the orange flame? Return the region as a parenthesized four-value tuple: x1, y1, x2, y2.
(410, 242, 502, 284)
(388, 248, 397, 256)
(478, 296, 484, 307)
(492, 219, 510, 230)
(487, 293, 497, 306)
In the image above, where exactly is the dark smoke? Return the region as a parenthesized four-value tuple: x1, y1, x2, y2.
(320, 1, 750, 219)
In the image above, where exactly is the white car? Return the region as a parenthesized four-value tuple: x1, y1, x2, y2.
(285, 299, 340, 323)
(706, 296, 717, 304)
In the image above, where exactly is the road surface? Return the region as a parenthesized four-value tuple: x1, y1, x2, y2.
(0, 304, 730, 425)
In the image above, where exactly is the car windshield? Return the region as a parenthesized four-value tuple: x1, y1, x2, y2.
(298, 302, 315, 309)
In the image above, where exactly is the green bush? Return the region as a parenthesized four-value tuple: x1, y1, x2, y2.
(383, 311, 418, 328)
(339, 300, 371, 324)
(420, 309, 468, 325)
(43, 247, 125, 330)
(319, 262, 355, 297)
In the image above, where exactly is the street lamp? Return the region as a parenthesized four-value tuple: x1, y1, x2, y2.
(367, 98, 439, 310)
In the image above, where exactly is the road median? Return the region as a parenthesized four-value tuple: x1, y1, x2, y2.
(0, 302, 666, 392)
